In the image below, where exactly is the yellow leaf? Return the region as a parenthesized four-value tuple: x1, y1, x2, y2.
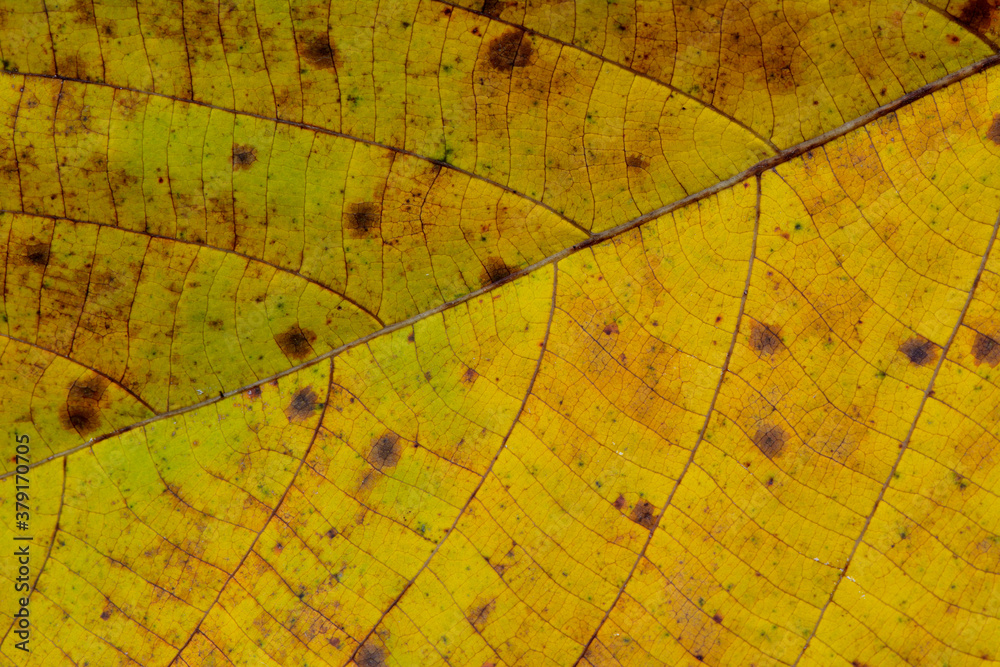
(1, 2, 1000, 666)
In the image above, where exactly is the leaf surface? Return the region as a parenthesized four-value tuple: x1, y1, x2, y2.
(1, 2, 1000, 666)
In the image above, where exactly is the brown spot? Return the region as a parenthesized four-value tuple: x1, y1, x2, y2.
(712, 613, 723, 623)
(957, 0, 998, 33)
(60, 376, 107, 436)
(345, 202, 381, 235)
(613, 494, 626, 510)
(898, 337, 937, 366)
(407, 331, 415, 342)
(275, 326, 317, 360)
(487, 30, 533, 71)
(973, 331, 1000, 366)
(285, 386, 318, 421)
(851, 661, 871, 667)
(630, 499, 656, 530)
(462, 367, 479, 384)
(482, 0, 504, 17)
(481, 256, 513, 285)
(749, 321, 782, 356)
(987, 114, 1000, 145)
(299, 33, 337, 69)
(947, 33, 961, 43)
(355, 642, 387, 667)
(753, 424, 787, 459)
(325, 527, 338, 539)
(100, 608, 111, 621)
(467, 599, 495, 629)
(25, 243, 50, 266)
(231, 144, 257, 170)
(625, 154, 649, 169)
(369, 432, 401, 469)
(247, 385, 262, 399)
(603, 322, 619, 335)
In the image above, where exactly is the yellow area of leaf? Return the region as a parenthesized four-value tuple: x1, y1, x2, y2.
(453, 0, 995, 147)
(1, 2, 1000, 667)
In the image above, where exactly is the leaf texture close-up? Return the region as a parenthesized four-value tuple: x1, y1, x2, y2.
(2, 0, 1000, 665)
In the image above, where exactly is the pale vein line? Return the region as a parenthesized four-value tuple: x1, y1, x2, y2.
(571, 173, 762, 665)
(789, 187, 1000, 667)
(348, 264, 560, 663)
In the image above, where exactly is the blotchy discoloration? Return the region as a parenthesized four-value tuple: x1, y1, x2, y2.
(231, 144, 257, 170)
(299, 33, 337, 69)
(346, 202, 381, 235)
(957, 0, 998, 33)
(369, 432, 401, 469)
(60, 375, 109, 435)
(355, 642, 387, 667)
(630, 499, 657, 530)
(481, 256, 513, 285)
(275, 326, 317, 360)
(25, 242, 50, 266)
(285, 386, 319, 422)
(466, 599, 495, 629)
(898, 337, 937, 366)
(987, 114, 1000, 145)
(749, 321, 782, 356)
(482, 0, 504, 18)
(972, 331, 1000, 366)
(753, 424, 787, 458)
(488, 30, 533, 71)
(626, 154, 649, 169)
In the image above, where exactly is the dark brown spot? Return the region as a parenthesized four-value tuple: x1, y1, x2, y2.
(613, 494, 626, 510)
(345, 202, 381, 235)
(60, 376, 108, 436)
(753, 424, 787, 459)
(487, 30, 533, 71)
(987, 114, 1000, 145)
(898, 337, 937, 366)
(299, 33, 337, 69)
(275, 326, 317, 360)
(100, 608, 111, 620)
(482, 0, 503, 17)
(467, 599, 495, 629)
(231, 144, 257, 170)
(462, 367, 479, 384)
(481, 256, 513, 285)
(325, 527, 338, 539)
(749, 321, 781, 356)
(247, 385, 262, 399)
(603, 322, 619, 335)
(285, 386, 318, 421)
(712, 613, 723, 623)
(355, 642, 387, 667)
(972, 331, 1000, 366)
(695, 655, 704, 662)
(25, 243, 50, 266)
(630, 499, 656, 530)
(851, 661, 871, 667)
(625, 154, 649, 169)
(957, 0, 998, 33)
(369, 432, 401, 469)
